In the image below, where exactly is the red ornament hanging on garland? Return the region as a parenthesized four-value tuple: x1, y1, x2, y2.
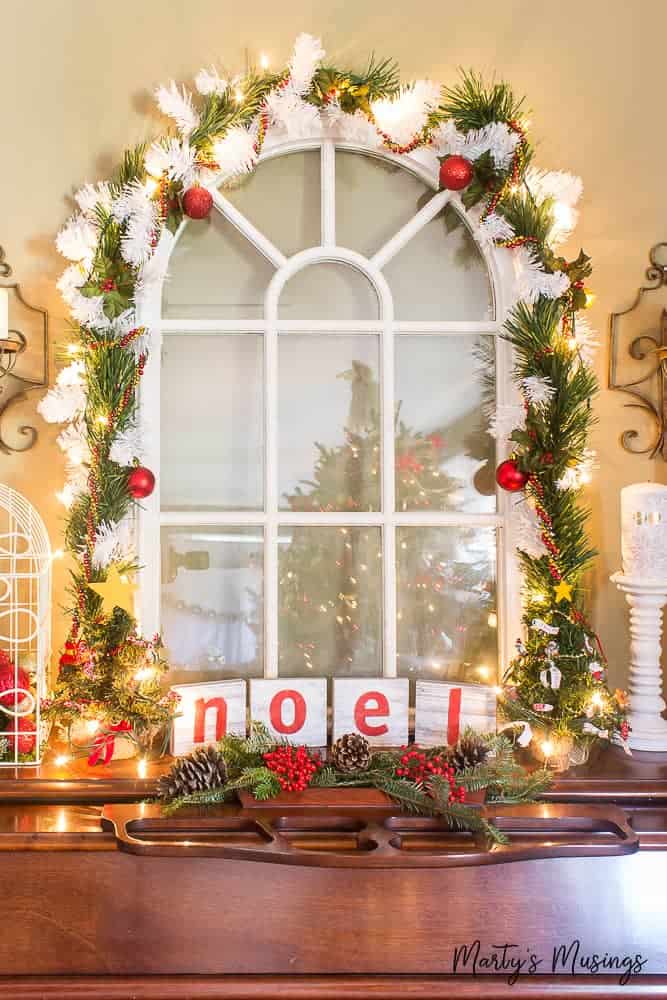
(0, 652, 29, 708)
(495, 459, 529, 493)
(182, 186, 213, 219)
(6, 716, 37, 754)
(127, 466, 156, 500)
(439, 155, 474, 192)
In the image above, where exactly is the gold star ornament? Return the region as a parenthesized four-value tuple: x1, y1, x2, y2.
(554, 579, 573, 603)
(88, 565, 137, 616)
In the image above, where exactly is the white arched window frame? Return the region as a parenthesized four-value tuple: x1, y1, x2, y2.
(136, 134, 521, 679)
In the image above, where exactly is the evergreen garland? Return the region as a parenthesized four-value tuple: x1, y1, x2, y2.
(39, 33, 627, 754)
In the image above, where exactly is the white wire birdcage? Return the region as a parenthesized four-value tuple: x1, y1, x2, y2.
(0, 485, 51, 766)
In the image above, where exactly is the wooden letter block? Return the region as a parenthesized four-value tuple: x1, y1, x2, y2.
(333, 678, 409, 746)
(415, 680, 497, 747)
(170, 679, 247, 756)
(250, 678, 327, 746)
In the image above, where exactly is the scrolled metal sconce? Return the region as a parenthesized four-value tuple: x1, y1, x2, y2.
(609, 242, 667, 460)
(0, 246, 49, 455)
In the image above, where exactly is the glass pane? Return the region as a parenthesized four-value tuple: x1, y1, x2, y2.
(162, 207, 274, 319)
(278, 525, 382, 676)
(161, 525, 263, 683)
(161, 333, 263, 511)
(279, 262, 379, 321)
(383, 208, 493, 320)
(397, 526, 497, 684)
(279, 334, 380, 512)
(336, 150, 433, 258)
(225, 150, 320, 257)
(395, 335, 496, 513)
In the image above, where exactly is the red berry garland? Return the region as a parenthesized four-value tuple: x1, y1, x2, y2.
(263, 745, 322, 792)
(395, 748, 466, 803)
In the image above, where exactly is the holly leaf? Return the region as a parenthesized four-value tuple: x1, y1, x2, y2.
(165, 207, 183, 236)
(102, 290, 131, 320)
(80, 282, 101, 299)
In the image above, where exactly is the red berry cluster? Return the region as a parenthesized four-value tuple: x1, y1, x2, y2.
(620, 721, 630, 741)
(395, 747, 466, 803)
(263, 745, 322, 792)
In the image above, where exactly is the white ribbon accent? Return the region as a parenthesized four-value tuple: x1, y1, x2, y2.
(588, 661, 602, 676)
(532, 702, 554, 713)
(540, 664, 562, 690)
(498, 720, 533, 748)
(584, 634, 594, 655)
(582, 722, 609, 739)
(531, 618, 560, 635)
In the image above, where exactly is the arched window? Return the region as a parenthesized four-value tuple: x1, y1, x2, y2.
(137, 136, 520, 693)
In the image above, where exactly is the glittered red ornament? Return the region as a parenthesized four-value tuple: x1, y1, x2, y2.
(439, 155, 474, 191)
(182, 186, 213, 219)
(6, 716, 37, 755)
(0, 653, 29, 708)
(495, 459, 529, 492)
(127, 466, 156, 500)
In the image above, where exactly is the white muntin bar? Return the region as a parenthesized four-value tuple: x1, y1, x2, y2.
(212, 191, 287, 269)
(371, 189, 452, 272)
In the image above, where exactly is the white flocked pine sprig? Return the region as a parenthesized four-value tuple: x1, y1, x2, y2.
(522, 375, 556, 407)
(155, 80, 199, 136)
(371, 80, 440, 146)
(145, 138, 197, 187)
(212, 126, 258, 181)
(195, 66, 228, 97)
(91, 519, 135, 570)
(287, 33, 325, 95)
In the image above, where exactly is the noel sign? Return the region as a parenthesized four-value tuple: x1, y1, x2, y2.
(171, 677, 496, 753)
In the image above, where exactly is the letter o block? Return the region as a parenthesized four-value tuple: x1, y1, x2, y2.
(251, 678, 327, 746)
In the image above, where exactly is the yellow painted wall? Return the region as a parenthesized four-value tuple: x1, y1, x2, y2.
(2, 0, 666, 688)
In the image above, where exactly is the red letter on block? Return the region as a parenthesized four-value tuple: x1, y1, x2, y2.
(270, 689, 307, 735)
(194, 697, 228, 743)
(354, 691, 390, 737)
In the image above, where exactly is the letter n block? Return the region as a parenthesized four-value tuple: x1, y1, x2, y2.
(250, 678, 327, 746)
(170, 680, 247, 756)
(333, 678, 409, 746)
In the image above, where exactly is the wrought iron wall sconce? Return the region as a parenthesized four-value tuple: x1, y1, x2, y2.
(609, 243, 667, 459)
(0, 246, 49, 454)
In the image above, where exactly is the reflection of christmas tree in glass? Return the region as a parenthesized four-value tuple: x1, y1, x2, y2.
(279, 363, 497, 679)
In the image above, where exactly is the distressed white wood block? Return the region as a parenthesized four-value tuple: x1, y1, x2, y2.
(171, 679, 247, 756)
(251, 678, 327, 746)
(333, 678, 409, 746)
(415, 681, 497, 747)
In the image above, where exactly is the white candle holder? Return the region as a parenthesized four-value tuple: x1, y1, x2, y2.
(611, 572, 667, 751)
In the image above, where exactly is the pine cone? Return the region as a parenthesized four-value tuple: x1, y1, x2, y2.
(330, 733, 371, 773)
(446, 732, 491, 773)
(157, 745, 228, 801)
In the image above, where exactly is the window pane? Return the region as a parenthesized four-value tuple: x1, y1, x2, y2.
(161, 526, 263, 683)
(162, 207, 274, 319)
(225, 150, 320, 257)
(395, 335, 496, 513)
(383, 208, 493, 320)
(278, 526, 382, 676)
(396, 526, 497, 683)
(279, 262, 379, 321)
(161, 333, 263, 511)
(279, 334, 380, 512)
(336, 150, 433, 258)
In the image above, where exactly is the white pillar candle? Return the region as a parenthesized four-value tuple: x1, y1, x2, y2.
(621, 482, 667, 582)
(0, 288, 8, 341)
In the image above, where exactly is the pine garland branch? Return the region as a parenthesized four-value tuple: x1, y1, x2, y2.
(440, 71, 527, 130)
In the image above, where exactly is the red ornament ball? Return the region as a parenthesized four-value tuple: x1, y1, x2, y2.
(6, 716, 37, 755)
(495, 459, 529, 493)
(182, 186, 213, 220)
(127, 466, 156, 500)
(439, 155, 474, 191)
(0, 653, 30, 708)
